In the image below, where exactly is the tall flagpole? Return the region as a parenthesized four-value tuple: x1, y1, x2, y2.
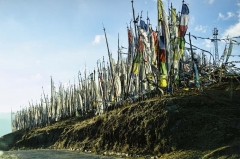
(189, 32, 201, 90)
(126, 20, 132, 98)
(103, 25, 116, 104)
(42, 87, 49, 125)
(167, 2, 173, 93)
(11, 106, 13, 132)
(117, 33, 120, 76)
(131, 0, 138, 41)
(126, 0, 139, 98)
(50, 76, 54, 123)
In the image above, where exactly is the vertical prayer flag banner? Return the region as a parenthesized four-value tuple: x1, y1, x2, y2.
(128, 29, 133, 46)
(157, 34, 167, 68)
(172, 6, 180, 80)
(219, 47, 227, 67)
(138, 37, 144, 55)
(223, 47, 227, 58)
(173, 3, 189, 83)
(151, 30, 158, 65)
(171, 8, 176, 23)
(132, 53, 142, 74)
(193, 62, 201, 88)
(128, 29, 133, 58)
(140, 20, 148, 32)
(171, 7, 178, 37)
(179, 4, 189, 37)
(153, 30, 158, 58)
(159, 62, 167, 76)
(159, 35, 167, 74)
(159, 36, 165, 50)
(157, 0, 168, 88)
(177, 37, 185, 58)
(158, 0, 164, 26)
(133, 39, 144, 75)
(162, 10, 171, 73)
(226, 40, 233, 63)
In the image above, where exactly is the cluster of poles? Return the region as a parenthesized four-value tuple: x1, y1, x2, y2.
(11, 0, 240, 132)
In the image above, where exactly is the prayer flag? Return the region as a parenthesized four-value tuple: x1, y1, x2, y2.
(179, 4, 189, 37)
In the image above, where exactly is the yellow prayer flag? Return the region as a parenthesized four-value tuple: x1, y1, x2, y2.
(158, 0, 164, 26)
(178, 37, 185, 58)
(133, 63, 139, 74)
(171, 8, 176, 23)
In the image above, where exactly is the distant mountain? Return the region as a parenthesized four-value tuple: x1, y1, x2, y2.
(0, 112, 11, 137)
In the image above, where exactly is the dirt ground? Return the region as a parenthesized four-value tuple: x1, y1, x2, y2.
(0, 79, 240, 159)
(0, 149, 120, 159)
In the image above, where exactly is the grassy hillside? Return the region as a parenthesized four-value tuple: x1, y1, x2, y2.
(1, 80, 240, 158)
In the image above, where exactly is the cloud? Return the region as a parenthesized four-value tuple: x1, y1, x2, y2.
(227, 12, 235, 18)
(31, 73, 42, 80)
(92, 35, 104, 45)
(222, 22, 240, 38)
(218, 12, 235, 20)
(204, 39, 213, 48)
(222, 10, 240, 38)
(35, 60, 41, 65)
(207, 0, 214, 4)
(194, 25, 207, 33)
(218, 13, 224, 19)
(190, 16, 195, 25)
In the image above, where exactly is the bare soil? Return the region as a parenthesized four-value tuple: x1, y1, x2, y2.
(1, 79, 240, 159)
(0, 149, 120, 159)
